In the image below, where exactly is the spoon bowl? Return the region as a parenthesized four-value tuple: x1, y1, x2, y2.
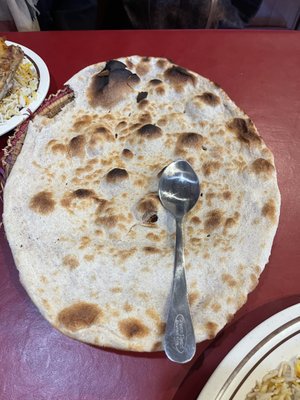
(158, 159, 200, 363)
(159, 160, 200, 219)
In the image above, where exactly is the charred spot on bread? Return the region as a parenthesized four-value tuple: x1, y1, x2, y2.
(63, 255, 79, 270)
(138, 113, 152, 125)
(95, 215, 118, 228)
(204, 209, 223, 232)
(202, 161, 221, 176)
(227, 118, 260, 144)
(122, 148, 134, 159)
(73, 189, 95, 198)
(29, 191, 56, 215)
(69, 135, 86, 157)
(119, 318, 150, 339)
(176, 132, 203, 151)
(198, 92, 221, 106)
(164, 65, 196, 86)
(222, 191, 232, 200)
(137, 194, 159, 214)
(138, 99, 149, 109)
(57, 302, 102, 332)
(188, 291, 199, 306)
(105, 60, 127, 71)
(205, 321, 219, 340)
(136, 63, 149, 76)
(142, 212, 158, 224)
(136, 91, 148, 103)
(106, 168, 129, 183)
(262, 199, 277, 223)
(149, 79, 162, 86)
(88, 60, 140, 108)
(73, 115, 93, 131)
(252, 158, 274, 175)
(137, 124, 162, 139)
(143, 246, 160, 254)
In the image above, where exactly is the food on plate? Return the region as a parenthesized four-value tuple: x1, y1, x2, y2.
(0, 38, 38, 123)
(0, 38, 24, 100)
(246, 358, 300, 399)
(3, 56, 280, 351)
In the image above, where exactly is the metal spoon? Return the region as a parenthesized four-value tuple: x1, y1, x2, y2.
(158, 159, 200, 363)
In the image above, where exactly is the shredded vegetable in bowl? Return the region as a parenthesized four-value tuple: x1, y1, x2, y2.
(246, 358, 300, 400)
(0, 57, 38, 124)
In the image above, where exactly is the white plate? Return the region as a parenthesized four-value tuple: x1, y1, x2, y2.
(0, 41, 50, 136)
(197, 303, 300, 400)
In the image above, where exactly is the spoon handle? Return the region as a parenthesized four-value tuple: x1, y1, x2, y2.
(164, 218, 196, 363)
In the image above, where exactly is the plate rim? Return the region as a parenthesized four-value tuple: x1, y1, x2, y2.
(0, 40, 50, 136)
(197, 303, 300, 400)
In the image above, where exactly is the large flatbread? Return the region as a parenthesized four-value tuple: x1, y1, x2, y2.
(3, 56, 280, 351)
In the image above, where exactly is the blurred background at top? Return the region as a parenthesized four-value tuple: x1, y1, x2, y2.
(0, 0, 299, 32)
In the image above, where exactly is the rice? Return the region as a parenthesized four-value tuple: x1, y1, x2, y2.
(246, 358, 300, 400)
(0, 57, 38, 124)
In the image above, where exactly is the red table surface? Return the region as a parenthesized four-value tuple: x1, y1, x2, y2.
(0, 30, 299, 400)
